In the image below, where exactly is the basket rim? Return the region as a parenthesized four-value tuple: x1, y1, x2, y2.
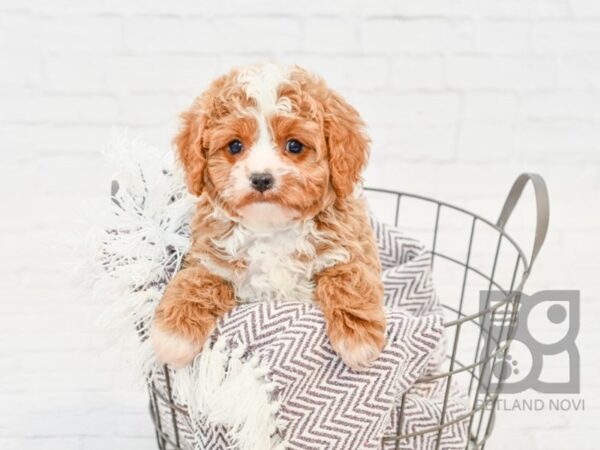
(364, 186, 530, 275)
(364, 187, 530, 327)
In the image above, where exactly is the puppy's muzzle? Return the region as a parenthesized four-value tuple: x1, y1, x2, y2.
(250, 172, 274, 193)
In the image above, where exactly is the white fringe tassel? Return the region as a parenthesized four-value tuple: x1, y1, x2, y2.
(173, 339, 285, 450)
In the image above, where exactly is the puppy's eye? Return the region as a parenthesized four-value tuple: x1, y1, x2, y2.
(228, 139, 244, 155)
(285, 139, 304, 154)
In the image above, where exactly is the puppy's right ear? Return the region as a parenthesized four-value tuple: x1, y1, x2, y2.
(175, 110, 206, 196)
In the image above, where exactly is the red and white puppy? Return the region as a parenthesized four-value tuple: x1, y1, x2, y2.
(151, 63, 385, 370)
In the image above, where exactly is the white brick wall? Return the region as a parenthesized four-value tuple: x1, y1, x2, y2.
(1, 1, 598, 448)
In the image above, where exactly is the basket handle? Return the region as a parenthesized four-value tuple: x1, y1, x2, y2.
(496, 173, 549, 270)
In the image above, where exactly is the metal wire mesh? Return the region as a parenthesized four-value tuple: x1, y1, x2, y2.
(147, 175, 548, 450)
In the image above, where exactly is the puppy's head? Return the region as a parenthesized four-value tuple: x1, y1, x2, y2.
(176, 63, 369, 228)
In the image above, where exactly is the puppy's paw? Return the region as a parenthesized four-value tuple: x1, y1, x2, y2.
(332, 335, 383, 370)
(329, 315, 386, 370)
(151, 324, 204, 369)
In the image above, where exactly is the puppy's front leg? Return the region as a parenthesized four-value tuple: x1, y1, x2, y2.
(316, 261, 386, 369)
(151, 266, 236, 368)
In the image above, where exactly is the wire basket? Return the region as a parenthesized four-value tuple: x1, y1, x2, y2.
(147, 173, 549, 450)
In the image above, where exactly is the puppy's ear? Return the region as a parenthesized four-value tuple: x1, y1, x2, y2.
(324, 92, 370, 198)
(175, 109, 207, 196)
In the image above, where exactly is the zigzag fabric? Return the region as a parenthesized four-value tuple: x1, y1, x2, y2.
(382, 378, 469, 450)
(371, 218, 448, 378)
(204, 303, 443, 449)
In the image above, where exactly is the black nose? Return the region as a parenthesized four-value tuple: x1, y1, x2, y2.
(250, 172, 274, 192)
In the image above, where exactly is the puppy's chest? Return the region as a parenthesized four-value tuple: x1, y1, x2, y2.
(204, 223, 347, 303)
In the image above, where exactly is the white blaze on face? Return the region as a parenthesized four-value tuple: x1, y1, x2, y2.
(237, 63, 294, 177)
(237, 62, 291, 114)
(244, 114, 284, 175)
(227, 64, 299, 226)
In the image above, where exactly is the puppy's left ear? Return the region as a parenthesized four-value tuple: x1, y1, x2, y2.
(324, 92, 370, 198)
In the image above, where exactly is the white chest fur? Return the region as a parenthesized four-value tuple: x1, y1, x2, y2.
(201, 220, 349, 303)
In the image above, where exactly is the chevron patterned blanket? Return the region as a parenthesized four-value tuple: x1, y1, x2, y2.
(89, 141, 469, 450)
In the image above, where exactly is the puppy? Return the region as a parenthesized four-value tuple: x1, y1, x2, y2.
(151, 63, 385, 370)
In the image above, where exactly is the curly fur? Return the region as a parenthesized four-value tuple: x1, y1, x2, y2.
(152, 63, 385, 369)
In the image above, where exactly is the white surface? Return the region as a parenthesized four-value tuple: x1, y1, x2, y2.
(0, 0, 598, 449)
